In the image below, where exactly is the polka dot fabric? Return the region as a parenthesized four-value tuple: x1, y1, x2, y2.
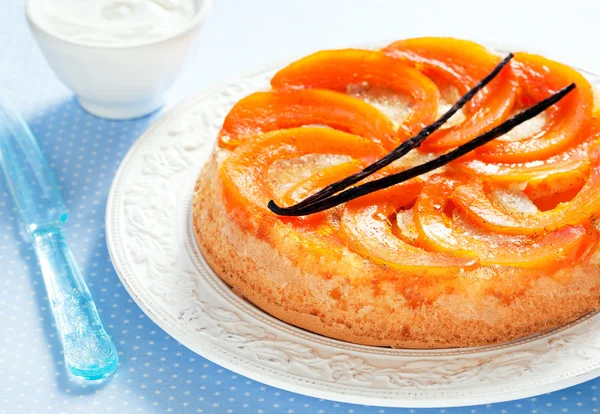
(2, 2, 600, 414)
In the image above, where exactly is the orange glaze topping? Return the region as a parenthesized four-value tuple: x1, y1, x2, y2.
(216, 38, 600, 303)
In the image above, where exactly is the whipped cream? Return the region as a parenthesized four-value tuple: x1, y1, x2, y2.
(30, 0, 198, 46)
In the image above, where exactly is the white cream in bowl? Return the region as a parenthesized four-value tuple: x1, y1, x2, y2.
(26, 0, 210, 120)
(29, 0, 198, 47)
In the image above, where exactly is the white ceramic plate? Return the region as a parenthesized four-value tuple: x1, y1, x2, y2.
(106, 51, 600, 408)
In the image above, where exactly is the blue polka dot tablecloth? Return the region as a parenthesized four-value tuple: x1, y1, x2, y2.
(2, 3, 600, 414)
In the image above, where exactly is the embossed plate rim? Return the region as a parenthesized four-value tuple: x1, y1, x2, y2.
(106, 43, 600, 407)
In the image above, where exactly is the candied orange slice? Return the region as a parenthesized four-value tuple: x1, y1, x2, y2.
(271, 49, 440, 140)
(280, 160, 365, 206)
(474, 52, 593, 162)
(220, 127, 386, 231)
(340, 182, 476, 275)
(451, 141, 600, 235)
(454, 115, 600, 197)
(384, 37, 518, 152)
(413, 175, 589, 268)
(218, 89, 398, 150)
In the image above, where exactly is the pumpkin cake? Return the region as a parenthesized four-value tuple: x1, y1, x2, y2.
(192, 37, 600, 348)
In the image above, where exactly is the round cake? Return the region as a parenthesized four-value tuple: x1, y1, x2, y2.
(192, 37, 600, 348)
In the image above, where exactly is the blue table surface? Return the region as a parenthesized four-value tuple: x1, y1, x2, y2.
(2, 1, 600, 413)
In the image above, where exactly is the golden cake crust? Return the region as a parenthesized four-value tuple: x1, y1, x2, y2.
(192, 151, 600, 348)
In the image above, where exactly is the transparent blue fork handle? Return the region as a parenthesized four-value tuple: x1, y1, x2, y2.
(33, 227, 118, 380)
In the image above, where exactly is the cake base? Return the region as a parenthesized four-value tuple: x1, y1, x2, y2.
(192, 152, 600, 348)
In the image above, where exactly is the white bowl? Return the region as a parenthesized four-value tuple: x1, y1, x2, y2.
(26, 0, 211, 120)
